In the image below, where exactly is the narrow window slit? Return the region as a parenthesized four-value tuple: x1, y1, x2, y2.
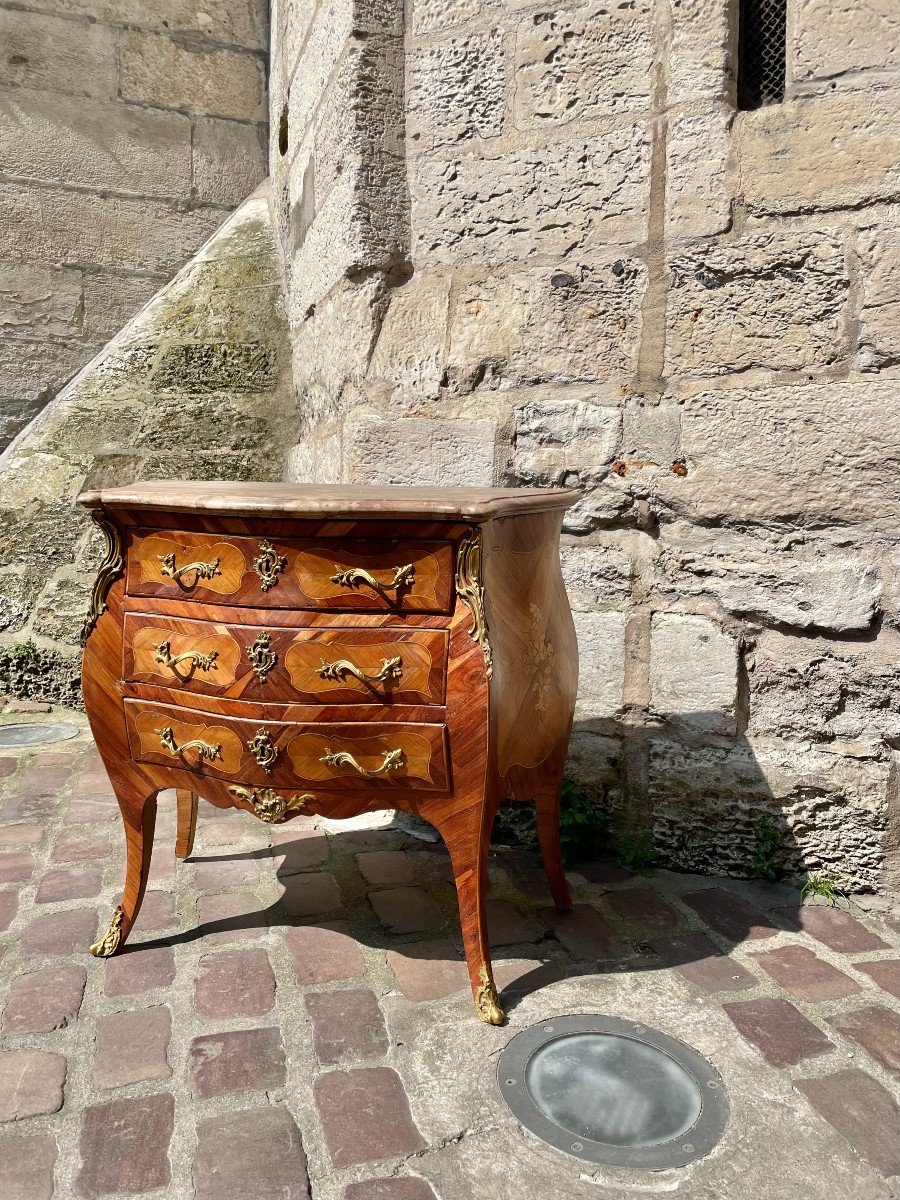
(737, 0, 787, 110)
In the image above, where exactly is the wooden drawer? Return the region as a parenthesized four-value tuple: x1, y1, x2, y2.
(124, 700, 450, 792)
(124, 615, 448, 706)
(126, 529, 454, 613)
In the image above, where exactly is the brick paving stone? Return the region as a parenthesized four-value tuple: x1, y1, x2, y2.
(195, 948, 275, 1019)
(723, 997, 833, 1066)
(76, 1092, 174, 1198)
(93, 1006, 172, 1089)
(0, 1133, 57, 1200)
(604, 887, 683, 934)
(3, 965, 87, 1033)
(104, 946, 175, 996)
(682, 887, 777, 942)
(74, 771, 111, 795)
(0, 850, 34, 883)
(356, 850, 414, 885)
(200, 818, 262, 850)
(577, 860, 634, 884)
(65, 794, 117, 824)
(0, 757, 16, 779)
(271, 829, 329, 873)
(193, 855, 260, 892)
(0, 1051, 66, 1121)
(369, 886, 443, 933)
(284, 922, 366, 985)
(550, 904, 631, 961)
(0, 823, 42, 848)
(197, 890, 263, 943)
(649, 934, 757, 993)
(20, 908, 98, 957)
(386, 938, 468, 1001)
(0, 891, 16, 933)
(315, 1067, 425, 1167)
(279, 871, 343, 917)
(140, 890, 178, 931)
(189, 1027, 286, 1099)
(779, 905, 888, 953)
(2, 793, 56, 822)
(487, 898, 544, 945)
(752, 944, 861, 1001)
(50, 828, 112, 862)
(828, 1006, 900, 1076)
(306, 989, 389, 1065)
(856, 958, 900, 1000)
(193, 1106, 310, 1200)
(17, 767, 70, 793)
(345, 1180, 438, 1200)
(795, 1068, 900, 1177)
(35, 865, 102, 903)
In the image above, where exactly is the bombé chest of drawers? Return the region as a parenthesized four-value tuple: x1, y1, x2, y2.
(78, 483, 579, 1023)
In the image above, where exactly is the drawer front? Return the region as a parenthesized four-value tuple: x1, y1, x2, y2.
(127, 530, 454, 613)
(124, 616, 448, 706)
(125, 701, 449, 792)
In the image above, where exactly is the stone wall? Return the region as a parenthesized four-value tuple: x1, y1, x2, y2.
(0, 187, 295, 706)
(0, 0, 269, 451)
(274, 0, 900, 889)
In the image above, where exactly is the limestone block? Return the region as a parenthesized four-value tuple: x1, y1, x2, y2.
(81, 273, 163, 342)
(344, 414, 498, 486)
(621, 396, 681, 464)
(562, 484, 634, 534)
(193, 118, 267, 206)
(411, 128, 651, 266)
(655, 522, 882, 634)
(0, 450, 90, 508)
(367, 273, 452, 403)
(668, 0, 732, 104)
(0, 339, 88, 407)
(291, 276, 384, 415)
(0, 182, 227, 275)
(653, 381, 900, 527)
(0, 9, 117, 97)
(150, 345, 278, 395)
(513, 398, 621, 485)
(0, 396, 42, 454)
(0, 264, 82, 339)
(410, 0, 480, 35)
(120, 32, 266, 120)
(735, 93, 900, 215)
(665, 231, 849, 377)
(856, 222, 900, 372)
(791, 0, 900, 81)
(665, 106, 733, 239)
(286, 0, 355, 138)
(649, 613, 738, 732)
(32, 576, 93, 644)
(448, 259, 646, 388)
(0, 571, 42, 634)
(407, 28, 504, 149)
(573, 610, 628, 720)
(560, 540, 634, 610)
(514, 3, 653, 128)
(33, 0, 267, 46)
(748, 627, 900, 749)
(566, 731, 620, 798)
(0, 89, 192, 198)
(649, 736, 890, 889)
(286, 434, 343, 484)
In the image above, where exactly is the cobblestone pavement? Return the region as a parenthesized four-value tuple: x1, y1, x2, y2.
(1, 711, 899, 1200)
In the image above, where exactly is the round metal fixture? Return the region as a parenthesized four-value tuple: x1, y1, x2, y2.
(0, 723, 80, 748)
(498, 1015, 728, 1169)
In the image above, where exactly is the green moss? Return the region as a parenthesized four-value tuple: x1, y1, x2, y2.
(0, 641, 82, 708)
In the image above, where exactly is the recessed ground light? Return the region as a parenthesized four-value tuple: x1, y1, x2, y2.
(498, 1015, 728, 1169)
(0, 723, 80, 748)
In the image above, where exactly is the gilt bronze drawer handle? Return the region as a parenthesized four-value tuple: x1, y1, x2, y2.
(248, 728, 278, 773)
(248, 633, 277, 683)
(253, 539, 286, 591)
(320, 747, 405, 777)
(154, 639, 219, 673)
(156, 725, 222, 763)
(330, 563, 415, 593)
(229, 785, 313, 824)
(158, 552, 221, 585)
(316, 655, 402, 686)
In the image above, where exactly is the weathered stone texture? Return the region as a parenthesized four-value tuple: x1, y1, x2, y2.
(856, 220, 900, 372)
(791, 0, 900, 81)
(665, 106, 733, 239)
(408, 28, 505, 149)
(120, 34, 266, 120)
(345, 415, 498, 486)
(512, 398, 621, 486)
(649, 614, 739, 733)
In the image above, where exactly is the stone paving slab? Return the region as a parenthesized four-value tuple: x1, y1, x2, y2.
(0, 711, 899, 1199)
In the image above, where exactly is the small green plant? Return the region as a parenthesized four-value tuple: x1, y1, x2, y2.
(614, 831, 659, 876)
(557, 780, 609, 865)
(800, 872, 849, 908)
(744, 818, 784, 881)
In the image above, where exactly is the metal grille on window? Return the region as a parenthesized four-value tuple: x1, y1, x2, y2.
(738, 0, 787, 110)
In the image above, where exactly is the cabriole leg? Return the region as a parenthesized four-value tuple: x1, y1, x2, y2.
(535, 787, 572, 912)
(91, 785, 158, 958)
(175, 789, 199, 860)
